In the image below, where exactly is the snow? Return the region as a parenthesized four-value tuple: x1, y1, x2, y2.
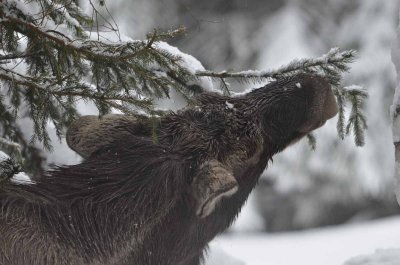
(225, 101, 235, 109)
(230, 193, 264, 233)
(344, 85, 366, 92)
(345, 249, 400, 265)
(0, 151, 33, 184)
(11, 172, 33, 184)
(154, 41, 214, 91)
(205, 244, 245, 265)
(4, 0, 41, 17)
(0, 151, 9, 162)
(4, 0, 82, 41)
(153, 41, 215, 111)
(256, 4, 316, 74)
(206, 216, 400, 265)
(235, 70, 263, 77)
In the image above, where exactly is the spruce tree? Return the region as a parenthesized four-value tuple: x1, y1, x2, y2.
(0, 0, 366, 176)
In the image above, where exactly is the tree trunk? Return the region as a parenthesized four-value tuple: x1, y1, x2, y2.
(391, 10, 400, 205)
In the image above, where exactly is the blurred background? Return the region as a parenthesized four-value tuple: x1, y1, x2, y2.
(38, 0, 400, 263)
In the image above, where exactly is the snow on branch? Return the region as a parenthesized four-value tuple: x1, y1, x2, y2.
(196, 48, 356, 87)
(0, 157, 21, 183)
(0, 151, 32, 185)
(0, 137, 21, 154)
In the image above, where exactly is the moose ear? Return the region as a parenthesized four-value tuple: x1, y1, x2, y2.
(192, 160, 238, 218)
(66, 115, 139, 158)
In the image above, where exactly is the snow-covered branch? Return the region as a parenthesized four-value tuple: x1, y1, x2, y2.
(196, 48, 356, 86)
(0, 137, 21, 152)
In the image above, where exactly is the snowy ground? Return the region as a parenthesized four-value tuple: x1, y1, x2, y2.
(206, 216, 400, 265)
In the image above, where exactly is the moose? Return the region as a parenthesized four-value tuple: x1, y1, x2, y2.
(0, 74, 338, 265)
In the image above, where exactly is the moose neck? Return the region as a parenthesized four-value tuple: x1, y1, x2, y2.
(2, 138, 190, 263)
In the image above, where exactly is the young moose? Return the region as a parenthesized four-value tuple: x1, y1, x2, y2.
(0, 74, 337, 265)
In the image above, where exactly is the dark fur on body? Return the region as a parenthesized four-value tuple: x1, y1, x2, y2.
(0, 74, 337, 265)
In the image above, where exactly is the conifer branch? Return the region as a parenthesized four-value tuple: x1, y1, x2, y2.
(219, 78, 231, 96)
(0, 67, 153, 111)
(0, 158, 21, 183)
(0, 137, 21, 153)
(342, 86, 368, 146)
(2, 14, 144, 61)
(2, 8, 186, 63)
(333, 87, 347, 140)
(196, 48, 355, 86)
(306, 133, 317, 150)
(0, 53, 35, 60)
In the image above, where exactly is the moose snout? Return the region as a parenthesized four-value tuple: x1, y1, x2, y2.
(323, 86, 338, 120)
(298, 75, 338, 133)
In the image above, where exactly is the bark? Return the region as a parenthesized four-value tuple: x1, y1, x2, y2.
(390, 10, 400, 205)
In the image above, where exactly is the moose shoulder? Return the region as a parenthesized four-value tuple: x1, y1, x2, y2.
(0, 74, 337, 265)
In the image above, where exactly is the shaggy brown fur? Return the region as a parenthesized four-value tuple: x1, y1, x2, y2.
(0, 74, 337, 265)
(67, 115, 241, 218)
